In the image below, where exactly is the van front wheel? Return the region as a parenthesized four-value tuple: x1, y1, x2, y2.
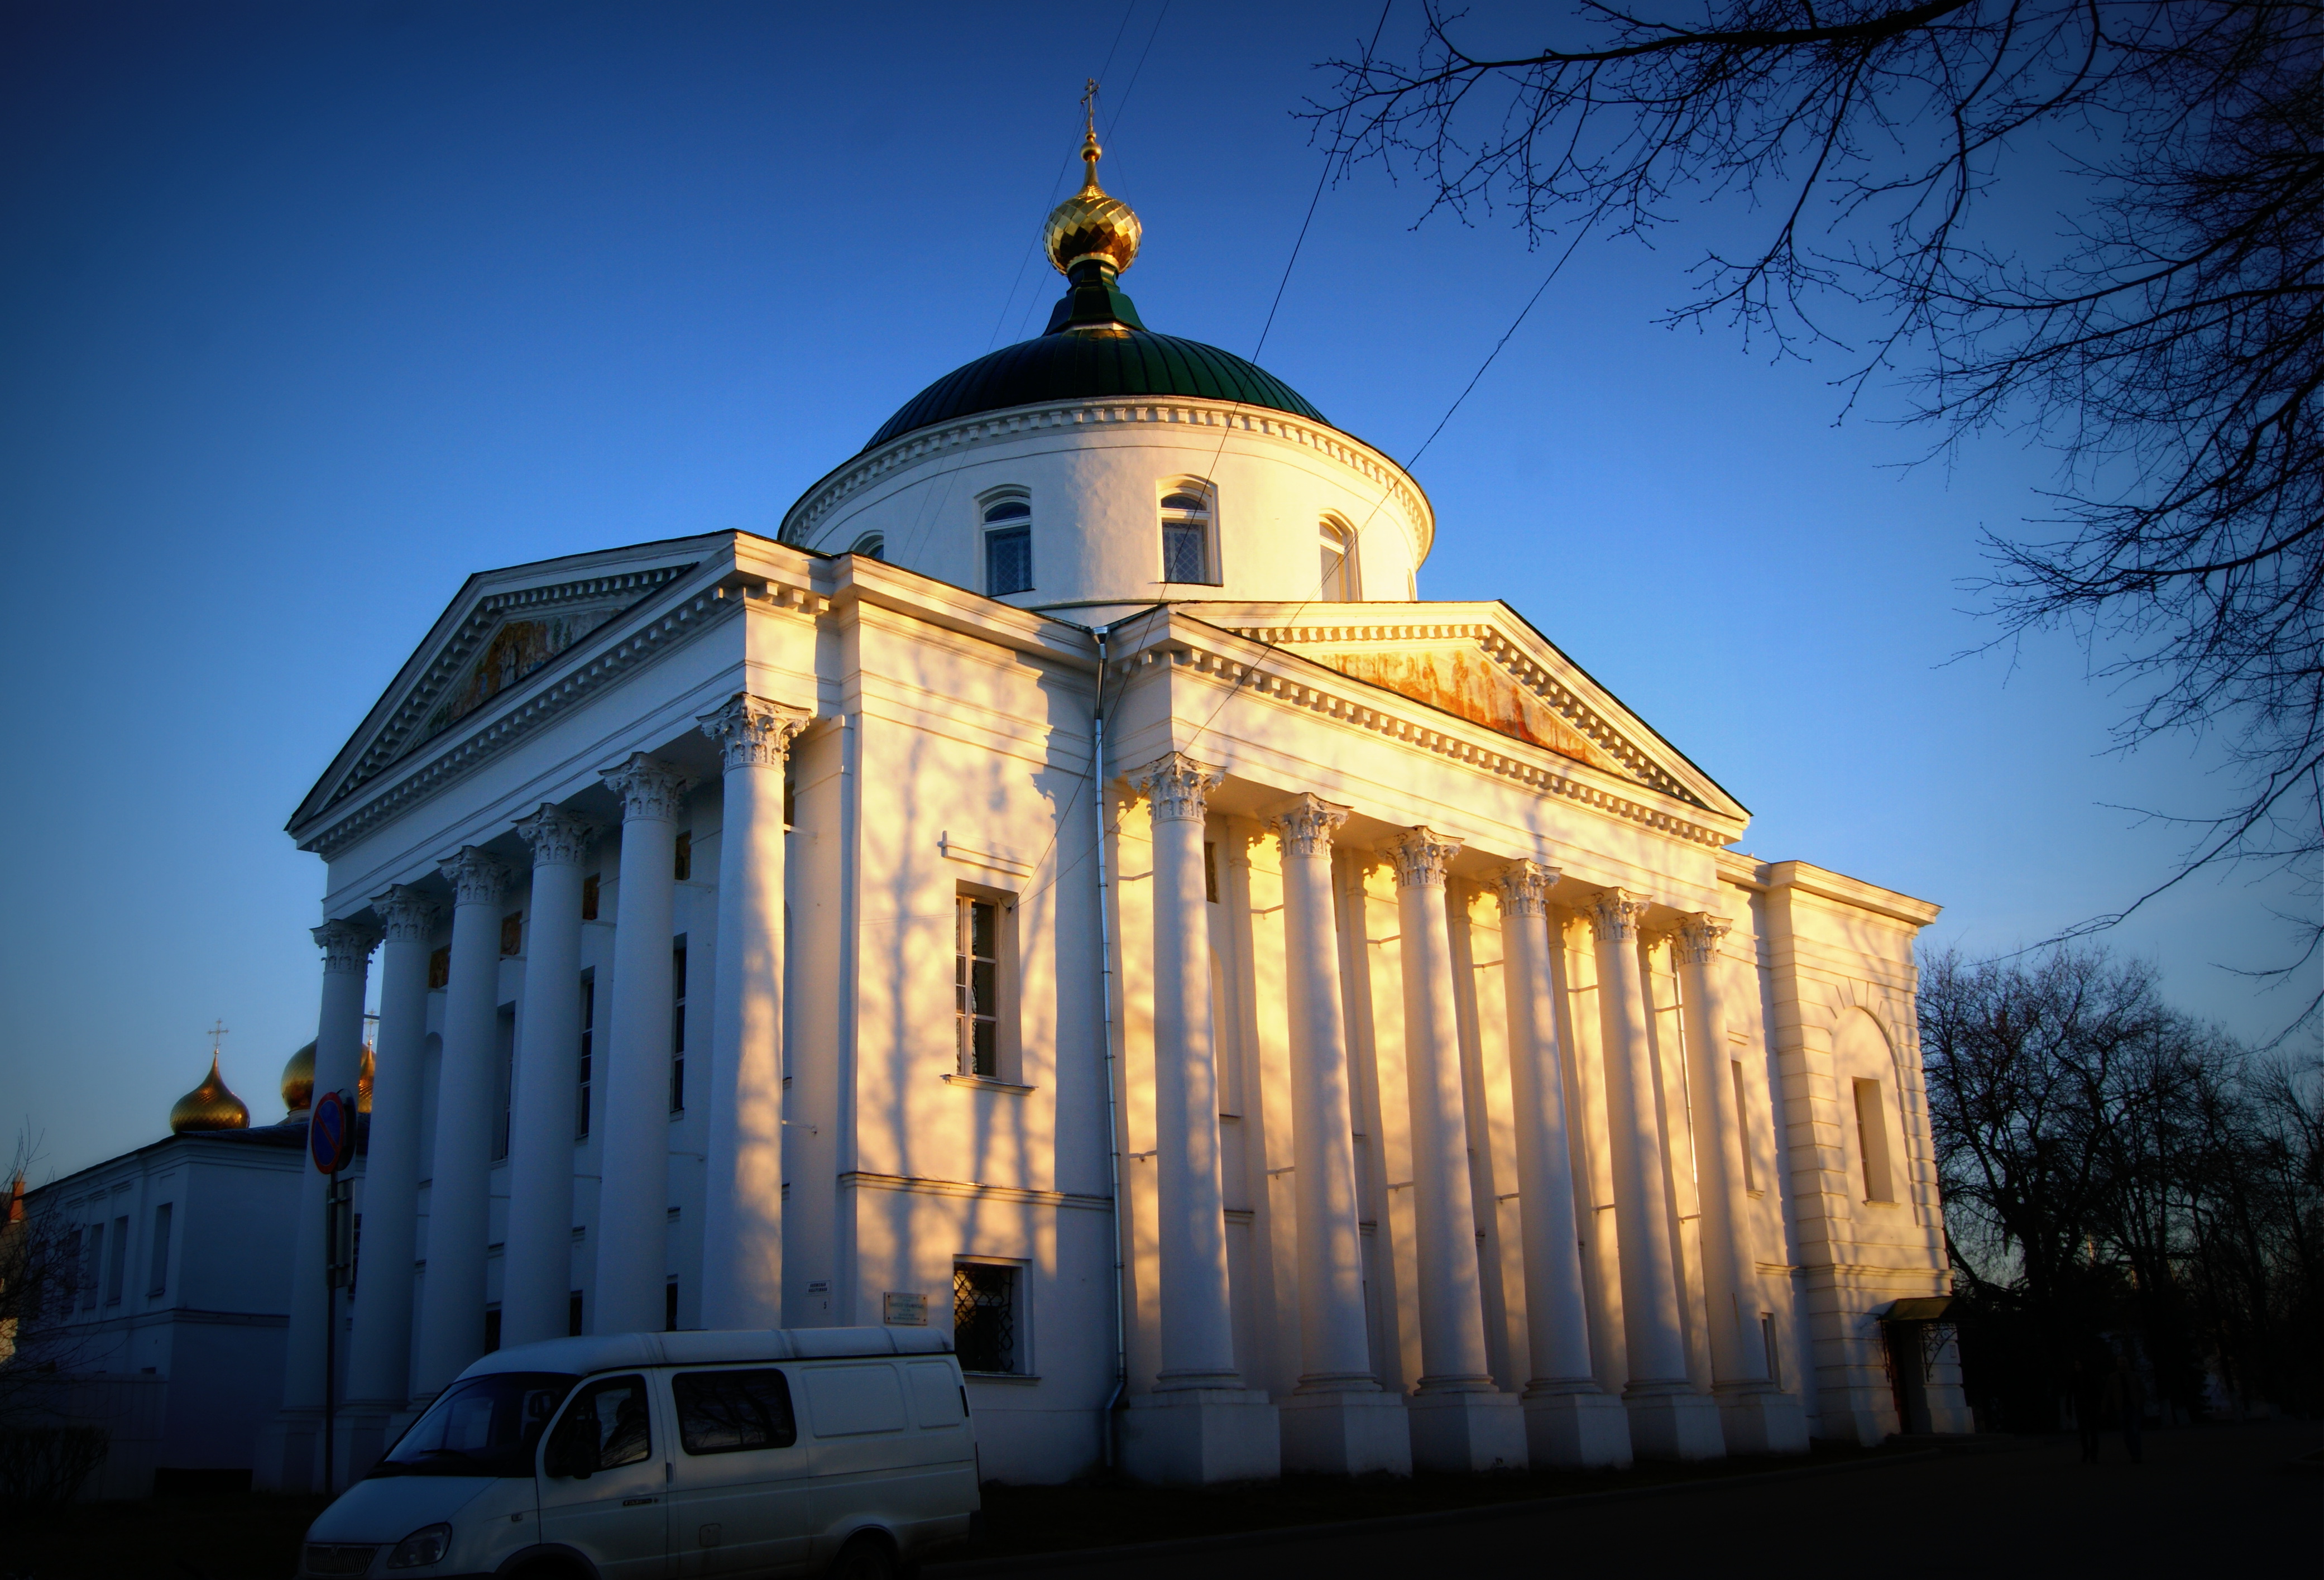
(827, 1532, 899, 1580)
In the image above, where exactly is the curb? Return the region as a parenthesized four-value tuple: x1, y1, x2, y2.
(926, 1447, 1944, 1576)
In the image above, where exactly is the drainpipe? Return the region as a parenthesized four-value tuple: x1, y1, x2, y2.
(1092, 621, 1129, 1471)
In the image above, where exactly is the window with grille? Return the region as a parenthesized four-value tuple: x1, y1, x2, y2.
(983, 499, 1032, 595)
(1319, 517, 1356, 600)
(576, 973, 595, 1139)
(1160, 490, 1213, 583)
(956, 896, 999, 1078)
(952, 1262, 1018, 1373)
(147, 1203, 172, 1297)
(670, 940, 689, 1114)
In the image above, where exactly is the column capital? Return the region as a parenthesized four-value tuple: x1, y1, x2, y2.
(1492, 859, 1563, 917)
(371, 885, 439, 944)
(312, 918, 380, 974)
(1134, 751, 1220, 824)
(601, 753, 697, 823)
(1586, 888, 1650, 942)
(1671, 912, 1733, 966)
(698, 693, 812, 770)
(514, 803, 601, 866)
(438, 846, 512, 907)
(1266, 792, 1349, 858)
(1389, 826, 1462, 889)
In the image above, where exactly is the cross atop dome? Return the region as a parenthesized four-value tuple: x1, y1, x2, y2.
(1042, 79, 1142, 280)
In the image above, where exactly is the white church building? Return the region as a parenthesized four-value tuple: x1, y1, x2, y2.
(260, 127, 1968, 1491)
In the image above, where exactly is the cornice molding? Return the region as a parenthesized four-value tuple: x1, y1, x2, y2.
(778, 396, 1431, 562)
(299, 581, 779, 860)
(1389, 826, 1462, 889)
(1113, 634, 1738, 849)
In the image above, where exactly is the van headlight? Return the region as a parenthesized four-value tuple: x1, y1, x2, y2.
(385, 1524, 452, 1569)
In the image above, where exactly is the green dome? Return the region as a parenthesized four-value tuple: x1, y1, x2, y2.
(862, 264, 1326, 452)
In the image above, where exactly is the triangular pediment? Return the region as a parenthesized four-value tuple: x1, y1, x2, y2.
(1189, 603, 1747, 821)
(288, 541, 718, 842)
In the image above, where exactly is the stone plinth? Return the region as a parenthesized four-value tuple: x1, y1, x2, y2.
(1279, 1390, 1412, 1477)
(1119, 1390, 1281, 1486)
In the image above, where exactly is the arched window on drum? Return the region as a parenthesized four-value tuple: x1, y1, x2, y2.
(1159, 487, 1216, 586)
(1319, 516, 1359, 601)
(981, 496, 1033, 596)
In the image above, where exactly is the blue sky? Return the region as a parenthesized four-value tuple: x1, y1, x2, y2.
(3, 1, 2303, 1179)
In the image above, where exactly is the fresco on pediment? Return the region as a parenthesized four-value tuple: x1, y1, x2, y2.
(418, 608, 617, 745)
(1314, 646, 1619, 772)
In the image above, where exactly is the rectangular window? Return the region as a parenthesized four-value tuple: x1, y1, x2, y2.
(1731, 1061, 1756, 1191)
(1762, 1314, 1782, 1386)
(147, 1203, 172, 1297)
(669, 940, 688, 1113)
(673, 1368, 798, 1454)
(1162, 520, 1207, 583)
(106, 1215, 128, 1305)
(492, 1006, 516, 1162)
(428, 947, 451, 990)
(483, 1304, 501, 1353)
(665, 1278, 680, 1333)
(576, 973, 595, 1139)
(985, 526, 1033, 595)
(955, 896, 999, 1078)
(500, 912, 524, 956)
(1853, 1078, 1896, 1202)
(952, 1262, 1019, 1374)
(568, 1290, 585, 1337)
(673, 830, 692, 882)
(581, 873, 600, 922)
(1203, 841, 1219, 903)
(69, 1225, 90, 1312)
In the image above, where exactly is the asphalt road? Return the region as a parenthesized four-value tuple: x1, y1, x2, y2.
(1016, 1420, 2321, 1579)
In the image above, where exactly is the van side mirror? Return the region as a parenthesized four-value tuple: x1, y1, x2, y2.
(544, 1416, 595, 1480)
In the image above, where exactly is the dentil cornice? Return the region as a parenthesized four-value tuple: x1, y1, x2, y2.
(372, 885, 439, 944)
(313, 918, 381, 974)
(1492, 859, 1561, 917)
(1390, 826, 1462, 889)
(1588, 888, 1650, 942)
(1134, 751, 1220, 825)
(439, 846, 512, 907)
(602, 754, 697, 823)
(1267, 792, 1349, 858)
(698, 693, 812, 771)
(514, 803, 601, 867)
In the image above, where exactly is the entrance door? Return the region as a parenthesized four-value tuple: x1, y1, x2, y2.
(538, 1373, 670, 1580)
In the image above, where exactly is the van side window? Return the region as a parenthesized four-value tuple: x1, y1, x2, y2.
(673, 1368, 798, 1454)
(563, 1375, 653, 1469)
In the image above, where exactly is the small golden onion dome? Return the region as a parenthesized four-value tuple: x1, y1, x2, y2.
(1043, 122, 1141, 277)
(171, 1055, 250, 1133)
(281, 1041, 315, 1114)
(282, 1040, 373, 1114)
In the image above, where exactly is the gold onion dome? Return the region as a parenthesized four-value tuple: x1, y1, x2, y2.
(280, 1041, 374, 1116)
(171, 1055, 250, 1133)
(1042, 123, 1140, 278)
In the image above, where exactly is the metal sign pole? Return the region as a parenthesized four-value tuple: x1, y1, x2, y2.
(324, 1176, 338, 1494)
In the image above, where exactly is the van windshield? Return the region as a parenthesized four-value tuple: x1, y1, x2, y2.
(371, 1371, 578, 1479)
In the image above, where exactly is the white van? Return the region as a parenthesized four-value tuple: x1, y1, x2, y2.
(298, 1327, 978, 1580)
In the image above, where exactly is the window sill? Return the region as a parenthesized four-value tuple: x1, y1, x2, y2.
(943, 1074, 1034, 1096)
(962, 1371, 1040, 1385)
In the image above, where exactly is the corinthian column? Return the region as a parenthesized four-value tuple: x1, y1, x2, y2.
(412, 848, 510, 1401)
(265, 918, 376, 1491)
(1492, 863, 1631, 1468)
(1117, 752, 1277, 1486)
(1391, 829, 1525, 1472)
(697, 696, 808, 1330)
(500, 805, 600, 1346)
(1589, 889, 1723, 1459)
(1267, 795, 1408, 1476)
(344, 889, 436, 1448)
(593, 753, 695, 1335)
(1673, 913, 1807, 1453)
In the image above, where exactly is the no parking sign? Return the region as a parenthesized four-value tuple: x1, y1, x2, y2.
(311, 1089, 355, 1174)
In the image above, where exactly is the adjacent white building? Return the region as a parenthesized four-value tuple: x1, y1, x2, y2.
(259, 131, 1970, 1492)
